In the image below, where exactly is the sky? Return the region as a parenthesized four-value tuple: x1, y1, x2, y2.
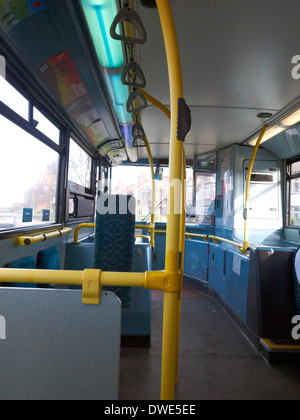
(0, 76, 59, 208)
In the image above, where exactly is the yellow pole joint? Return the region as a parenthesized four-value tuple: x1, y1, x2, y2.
(82, 269, 102, 305)
(144, 270, 181, 293)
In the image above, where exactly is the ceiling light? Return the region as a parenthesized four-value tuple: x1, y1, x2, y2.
(280, 109, 300, 127)
(248, 106, 300, 146)
(81, 0, 124, 69)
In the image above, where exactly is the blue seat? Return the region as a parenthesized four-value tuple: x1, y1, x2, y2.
(37, 246, 60, 270)
(4, 256, 37, 288)
(94, 195, 136, 308)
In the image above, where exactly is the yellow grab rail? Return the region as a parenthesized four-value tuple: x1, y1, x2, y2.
(185, 232, 209, 241)
(208, 235, 248, 254)
(137, 88, 171, 121)
(156, 0, 185, 400)
(0, 268, 180, 304)
(135, 224, 155, 230)
(15, 227, 72, 247)
(74, 223, 95, 244)
(243, 125, 268, 251)
(74, 222, 155, 245)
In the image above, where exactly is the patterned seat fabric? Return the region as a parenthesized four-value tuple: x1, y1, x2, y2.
(4, 256, 37, 288)
(94, 195, 136, 308)
(37, 246, 60, 270)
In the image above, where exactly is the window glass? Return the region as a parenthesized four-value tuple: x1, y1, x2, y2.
(289, 176, 300, 227)
(111, 165, 168, 222)
(68, 139, 92, 191)
(33, 107, 60, 144)
(0, 116, 59, 230)
(0, 76, 29, 120)
(291, 161, 300, 176)
(111, 165, 194, 223)
(192, 154, 217, 225)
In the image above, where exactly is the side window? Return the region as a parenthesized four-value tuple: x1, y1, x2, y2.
(68, 138, 94, 219)
(0, 116, 59, 230)
(33, 107, 60, 145)
(111, 165, 170, 222)
(68, 138, 92, 190)
(0, 76, 29, 120)
(192, 153, 217, 225)
(110, 165, 194, 224)
(287, 159, 300, 227)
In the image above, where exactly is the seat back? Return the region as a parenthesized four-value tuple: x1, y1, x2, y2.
(94, 195, 136, 308)
(37, 246, 60, 270)
(4, 256, 37, 288)
(0, 288, 121, 399)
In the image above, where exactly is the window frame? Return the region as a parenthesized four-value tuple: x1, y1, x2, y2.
(286, 157, 300, 228)
(0, 73, 64, 235)
(66, 136, 97, 223)
(0, 49, 98, 236)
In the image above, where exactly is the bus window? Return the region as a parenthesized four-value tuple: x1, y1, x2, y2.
(192, 153, 217, 225)
(111, 165, 170, 222)
(33, 107, 60, 145)
(67, 138, 94, 219)
(0, 116, 59, 230)
(288, 158, 300, 227)
(0, 76, 29, 121)
(68, 139, 92, 191)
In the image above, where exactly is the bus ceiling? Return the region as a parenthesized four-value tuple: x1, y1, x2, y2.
(1, 1, 300, 163)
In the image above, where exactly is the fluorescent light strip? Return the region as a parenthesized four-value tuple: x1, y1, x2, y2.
(81, 0, 124, 69)
(248, 107, 300, 146)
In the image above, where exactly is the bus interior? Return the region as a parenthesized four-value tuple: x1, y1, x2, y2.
(1, 0, 300, 401)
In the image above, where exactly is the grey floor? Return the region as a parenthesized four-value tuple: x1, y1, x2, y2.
(119, 286, 300, 400)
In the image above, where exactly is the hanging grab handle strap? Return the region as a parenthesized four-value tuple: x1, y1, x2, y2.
(126, 90, 148, 113)
(121, 62, 146, 89)
(110, 8, 147, 45)
(132, 122, 147, 147)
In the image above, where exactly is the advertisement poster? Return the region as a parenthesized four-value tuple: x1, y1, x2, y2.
(39, 51, 109, 147)
(39, 51, 89, 109)
(0, 0, 46, 32)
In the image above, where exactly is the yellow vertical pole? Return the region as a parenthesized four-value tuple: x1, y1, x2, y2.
(243, 125, 268, 251)
(156, 0, 184, 400)
(145, 136, 156, 248)
(175, 147, 186, 383)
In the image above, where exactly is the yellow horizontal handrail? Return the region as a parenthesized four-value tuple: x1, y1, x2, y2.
(135, 235, 151, 242)
(135, 224, 155, 231)
(15, 227, 72, 247)
(208, 235, 248, 254)
(73, 222, 153, 245)
(185, 232, 209, 241)
(0, 268, 180, 304)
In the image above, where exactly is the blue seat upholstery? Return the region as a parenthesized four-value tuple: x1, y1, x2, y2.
(37, 246, 60, 270)
(94, 195, 135, 308)
(4, 256, 37, 288)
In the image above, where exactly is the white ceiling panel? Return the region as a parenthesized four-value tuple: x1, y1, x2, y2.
(134, 0, 300, 159)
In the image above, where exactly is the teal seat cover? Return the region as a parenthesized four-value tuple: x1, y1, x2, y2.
(94, 195, 136, 308)
(5, 256, 37, 288)
(37, 246, 60, 270)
